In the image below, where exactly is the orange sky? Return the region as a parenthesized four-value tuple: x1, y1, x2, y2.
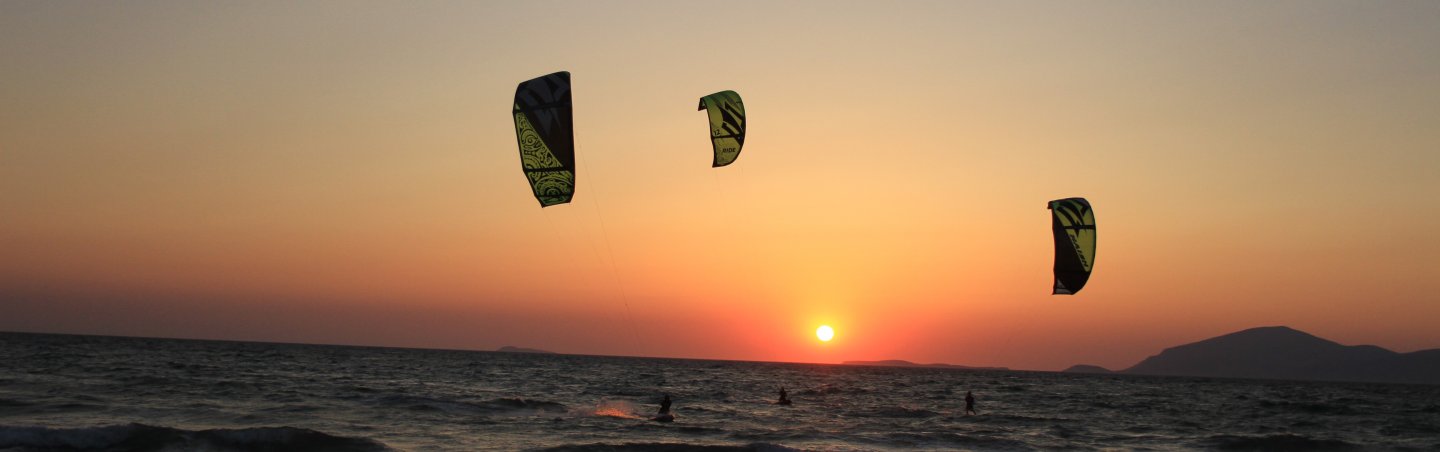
(2, 1, 1438, 370)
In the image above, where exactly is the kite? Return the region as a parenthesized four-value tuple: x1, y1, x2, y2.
(514, 71, 575, 207)
(698, 90, 746, 167)
(1049, 197, 1095, 295)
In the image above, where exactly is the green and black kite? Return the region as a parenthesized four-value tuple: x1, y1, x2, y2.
(513, 71, 575, 207)
(1048, 198, 1096, 295)
(698, 90, 746, 167)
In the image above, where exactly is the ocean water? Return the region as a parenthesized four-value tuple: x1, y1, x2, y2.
(2, 333, 1438, 451)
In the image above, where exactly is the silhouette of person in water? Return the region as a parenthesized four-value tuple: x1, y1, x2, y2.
(964, 391, 977, 415)
(777, 387, 791, 405)
(658, 394, 672, 415)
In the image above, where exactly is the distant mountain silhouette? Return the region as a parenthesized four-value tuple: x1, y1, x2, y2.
(1119, 326, 1440, 384)
(496, 346, 554, 354)
(1063, 364, 1113, 374)
(843, 360, 1008, 371)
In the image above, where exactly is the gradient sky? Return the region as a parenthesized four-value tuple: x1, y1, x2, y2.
(3, 1, 1438, 370)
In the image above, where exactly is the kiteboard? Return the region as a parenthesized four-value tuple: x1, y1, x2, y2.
(651, 414, 674, 423)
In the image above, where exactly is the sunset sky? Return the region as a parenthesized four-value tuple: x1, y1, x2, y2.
(3, 1, 1437, 371)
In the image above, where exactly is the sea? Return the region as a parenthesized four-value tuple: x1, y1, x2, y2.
(2, 332, 1438, 451)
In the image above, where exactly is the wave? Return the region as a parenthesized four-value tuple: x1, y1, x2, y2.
(0, 423, 391, 451)
(1202, 434, 1358, 451)
(675, 425, 726, 436)
(582, 387, 656, 398)
(376, 395, 567, 416)
(847, 406, 941, 418)
(478, 397, 569, 414)
(258, 403, 324, 414)
(533, 442, 801, 452)
(1256, 399, 1359, 416)
(800, 385, 864, 394)
(867, 432, 1033, 450)
(382, 396, 663, 420)
(973, 413, 1076, 424)
(0, 399, 32, 408)
(725, 428, 833, 445)
(48, 402, 104, 412)
(117, 375, 178, 386)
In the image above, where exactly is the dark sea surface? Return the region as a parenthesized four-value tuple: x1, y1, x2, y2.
(2, 332, 1439, 451)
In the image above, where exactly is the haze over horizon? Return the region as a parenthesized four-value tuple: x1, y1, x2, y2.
(3, 0, 1438, 371)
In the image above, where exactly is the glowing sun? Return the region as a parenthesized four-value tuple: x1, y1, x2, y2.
(816, 325, 835, 342)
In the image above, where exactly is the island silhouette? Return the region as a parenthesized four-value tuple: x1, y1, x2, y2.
(843, 360, 1008, 371)
(1066, 326, 1440, 385)
(496, 346, 554, 354)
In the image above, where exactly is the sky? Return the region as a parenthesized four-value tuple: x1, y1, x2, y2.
(2, 0, 1438, 371)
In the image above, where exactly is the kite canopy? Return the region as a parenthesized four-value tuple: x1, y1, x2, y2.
(697, 90, 746, 167)
(514, 71, 575, 207)
(1048, 198, 1096, 295)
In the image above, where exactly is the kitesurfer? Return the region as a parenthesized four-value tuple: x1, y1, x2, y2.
(964, 391, 977, 415)
(650, 393, 675, 422)
(777, 387, 791, 405)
